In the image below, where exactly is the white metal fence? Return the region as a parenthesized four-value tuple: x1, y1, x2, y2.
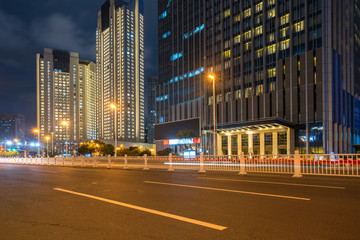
(1, 151, 360, 177)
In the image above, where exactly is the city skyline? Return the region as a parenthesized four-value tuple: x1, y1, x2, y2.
(0, 0, 158, 138)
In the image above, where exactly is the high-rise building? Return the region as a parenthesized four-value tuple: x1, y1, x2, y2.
(79, 60, 98, 140)
(96, 0, 145, 144)
(147, 76, 158, 143)
(36, 48, 97, 147)
(156, 0, 360, 155)
(0, 114, 25, 142)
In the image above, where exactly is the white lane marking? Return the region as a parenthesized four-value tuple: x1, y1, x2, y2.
(144, 181, 310, 201)
(32, 169, 58, 174)
(198, 177, 346, 190)
(54, 188, 226, 231)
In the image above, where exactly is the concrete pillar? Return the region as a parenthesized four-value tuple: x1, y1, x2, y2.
(260, 132, 265, 156)
(348, 128, 351, 153)
(287, 128, 295, 154)
(333, 123, 338, 153)
(343, 126, 348, 153)
(228, 135, 232, 156)
(306, 123, 310, 154)
(339, 126, 343, 153)
(237, 134, 242, 156)
(272, 131, 278, 155)
(248, 134, 253, 154)
(217, 134, 223, 155)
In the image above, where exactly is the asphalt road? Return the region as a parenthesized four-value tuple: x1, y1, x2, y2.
(0, 164, 359, 240)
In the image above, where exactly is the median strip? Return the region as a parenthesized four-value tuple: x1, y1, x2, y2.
(54, 188, 227, 231)
(144, 181, 311, 201)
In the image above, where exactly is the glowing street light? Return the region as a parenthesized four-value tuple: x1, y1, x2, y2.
(208, 74, 217, 155)
(33, 128, 40, 156)
(110, 103, 118, 157)
(45, 136, 50, 158)
(62, 121, 69, 157)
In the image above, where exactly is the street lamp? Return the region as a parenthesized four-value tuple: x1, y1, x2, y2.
(62, 121, 69, 157)
(45, 136, 50, 157)
(110, 103, 117, 157)
(208, 74, 217, 156)
(33, 128, 40, 156)
(51, 132, 54, 155)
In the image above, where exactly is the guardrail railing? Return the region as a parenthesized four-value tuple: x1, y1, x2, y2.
(1, 151, 360, 177)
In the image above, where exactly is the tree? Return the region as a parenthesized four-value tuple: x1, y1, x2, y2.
(101, 144, 115, 156)
(176, 129, 198, 139)
(157, 148, 173, 156)
(117, 146, 152, 156)
(78, 143, 93, 155)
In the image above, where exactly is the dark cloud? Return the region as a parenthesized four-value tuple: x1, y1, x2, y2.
(31, 13, 95, 60)
(0, 9, 29, 49)
(0, 0, 158, 135)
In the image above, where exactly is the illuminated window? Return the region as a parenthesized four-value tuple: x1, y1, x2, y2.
(267, 44, 276, 55)
(269, 33, 275, 42)
(245, 88, 252, 98)
(280, 14, 289, 25)
(294, 21, 304, 32)
(244, 8, 251, 18)
(279, 39, 290, 50)
(267, 8, 275, 18)
(234, 14, 241, 22)
(255, 2, 263, 12)
(256, 85, 263, 95)
(267, 68, 276, 78)
(224, 50, 231, 58)
(280, 27, 289, 38)
(224, 9, 230, 18)
(255, 26, 262, 36)
(244, 30, 252, 40)
(234, 35, 241, 44)
(268, 0, 275, 6)
(256, 49, 263, 58)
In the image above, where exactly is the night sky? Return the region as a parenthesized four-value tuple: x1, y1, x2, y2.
(0, 0, 158, 137)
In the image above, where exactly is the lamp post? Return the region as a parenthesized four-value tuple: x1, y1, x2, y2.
(51, 132, 54, 155)
(110, 103, 117, 157)
(33, 128, 40, 156)
(45, 136, 50, 157)
(208, 74, 217, 156)
(62, 121, 69, 157)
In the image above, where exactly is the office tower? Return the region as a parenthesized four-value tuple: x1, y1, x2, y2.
(0, 114, 25, 142)
(156, 0, 360, 154)
(79, 60, 97, 140)
(96, 0, 145, 144)
(36, 48, 97, 146)
(147, 76, 158, 143)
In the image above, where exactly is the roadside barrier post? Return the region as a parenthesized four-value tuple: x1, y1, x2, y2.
(198, 153, 206, 173)
(48, 157, 50, 166)
(238, 152, 247, 175)
(81, 156, 85, 167)
(124, 155, 129, 169)
(71, 156, 74, 167)
(144, 154, 149, 170)
(40, 157, 43, 165)
(94, 157, 97, 168)
(62, 157, 65, 167)
(168, 153, 174, 171)
(293, 150, 303, 178)
(107, 155, 111, 169)
(54, 157, 57, 166)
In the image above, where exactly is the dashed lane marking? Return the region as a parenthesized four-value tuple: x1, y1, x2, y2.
(54, 188, 227, 231)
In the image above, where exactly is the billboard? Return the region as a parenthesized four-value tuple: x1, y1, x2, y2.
(155, 118, 200, 140)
